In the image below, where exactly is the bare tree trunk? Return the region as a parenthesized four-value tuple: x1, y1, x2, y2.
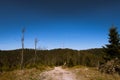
(34, 38, 38, 65)
(20, 28, 25, 70)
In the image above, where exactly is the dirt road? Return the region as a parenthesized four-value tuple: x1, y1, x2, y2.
(39, 66, 77, 80)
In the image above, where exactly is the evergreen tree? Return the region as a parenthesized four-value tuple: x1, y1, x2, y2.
(103, 26, 120, 59)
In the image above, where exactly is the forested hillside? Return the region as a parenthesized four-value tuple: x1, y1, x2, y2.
(0, 48, 106, 72)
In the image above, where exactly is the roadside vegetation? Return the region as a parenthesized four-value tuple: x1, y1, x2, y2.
(72, 65, 120, 80)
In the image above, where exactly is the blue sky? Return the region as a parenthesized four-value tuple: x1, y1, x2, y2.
(0, 0, 120, 50)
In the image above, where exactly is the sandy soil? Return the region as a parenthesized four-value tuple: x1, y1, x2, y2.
(39, 66, 77, 80)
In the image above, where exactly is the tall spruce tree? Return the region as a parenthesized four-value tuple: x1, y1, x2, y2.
(103, 26, 120, 59)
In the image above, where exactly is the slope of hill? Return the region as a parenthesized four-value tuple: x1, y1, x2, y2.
(0, 48, 106, 72)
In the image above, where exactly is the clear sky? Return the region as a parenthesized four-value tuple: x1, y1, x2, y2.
(0, 0, 120, 50)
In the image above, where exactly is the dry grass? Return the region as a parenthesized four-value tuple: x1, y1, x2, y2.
(0, 66, 53, 80)
(70, 65, 120, 80)
(0, 65, 120, 80)
(0, 68, 40, 80)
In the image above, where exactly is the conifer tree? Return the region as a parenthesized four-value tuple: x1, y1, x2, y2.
(103, 26, 120, 59)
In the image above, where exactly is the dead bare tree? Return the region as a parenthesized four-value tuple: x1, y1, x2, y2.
(34, 38, 38, 65)
(20, 28, 25, 69)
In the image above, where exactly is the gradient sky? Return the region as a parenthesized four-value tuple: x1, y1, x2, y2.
(0, 0, 120, 50)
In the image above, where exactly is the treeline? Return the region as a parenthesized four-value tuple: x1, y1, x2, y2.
(0, 48, 106, 72)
